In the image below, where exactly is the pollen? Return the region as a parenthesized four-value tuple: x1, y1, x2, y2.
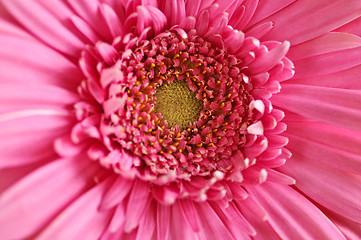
(154, 80, 203, 130)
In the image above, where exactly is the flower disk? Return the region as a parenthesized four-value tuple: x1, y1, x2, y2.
(95, 29, 257, 181)
(72, 5, 295, 202)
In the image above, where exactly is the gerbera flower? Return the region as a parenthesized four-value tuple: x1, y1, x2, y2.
(1, 0, 361, 239)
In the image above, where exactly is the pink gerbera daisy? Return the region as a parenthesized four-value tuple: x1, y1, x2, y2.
(1, 0, 361, 239)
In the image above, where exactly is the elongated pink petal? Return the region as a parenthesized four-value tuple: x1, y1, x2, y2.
(170, 201, 198, 240)
(0, 82, 79, 114)
(37, 177, 114, 240)
(100, 177, 133, 210)
(156, 203, 171, 240)
(135, 201, 156, 240)
(261, 0, 361, 45)
(324, 209, 361, 240)
(0, 114, 73, 167)
(0, 34, 82, 91)
(286, 121, 361, 156)
(178, 199, 201, 233)
(70, 15, 101, 44)
(279, 154, 361, 223)
(0, 157, 102, 239)
(195, 202, 234, 240)
(233, 0, 259, 30)
(161, 0, 186, 27)
(292, 46, 361, 79)
(185, 0, 201, 17)
(272, 84, 361, 131)
(289, 64, 361, 89)
(100, 3, 124, 38)
(336, 16, 361, 37)
(236, 197, 281, 240)
(246, 41, 290, 75)
(123, 179, 151, 232)
(2, 0, 84, 57)
(246, 0, 296, 27)
(248, 182, 346, 239)
(287, 133, 361, 174)
(66, 0, 112, 41)
(287, 32, 361, 61)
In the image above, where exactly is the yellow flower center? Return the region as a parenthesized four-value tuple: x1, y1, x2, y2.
(154, 80, 203, 130)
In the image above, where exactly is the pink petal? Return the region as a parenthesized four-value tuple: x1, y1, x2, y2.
(233, 0, 259, 30)
(0, 157, 102, 239)
(236, 197, 281, 240)
(285, 125, 361, 175)
(286, 121, 361, 157)
(99, 3, 124, 38)
(0, 161, 45, 193)
(288, 32, 361, 61)
(2, 0, 84, 57)
(0, 34, 82, 91)
(246, 41, 290, 75)
(272, 84, 361, 131)
(196, 9, 209, 35)
(185, 0, 201, 17)
(279, 153, 361, 224)
(95, 41, 119, 65)
(292, 46, 361, 79)
(135, 201, 156, 240)
(195, 202, 234, 240)
(156, 203, 171, 240)
(107, 202, 125, 233)
(0, 82, 79, 114)
(178, 199, 201, 232)
(261, 0, 361, 45)
(100, 176, 133, 210)
(336, 16, 361, 37)
(66, 0, 112, 41)
(0, 114, 73, 168)
(289, 64, 361, 90)
(248, 182, 346, 239)
(70, 15, 101, 44)
(246, 0, 296, 27)
(170, 201, 198, 240)
(161, 0, 186, 27)
(245, 21, 273, 39)
(123, 179, 151, 232)
(209, 201, 256, 237)
(37, 177, 114, 240)
(325, 209, 361, 240)
(136, 6, 167, 36)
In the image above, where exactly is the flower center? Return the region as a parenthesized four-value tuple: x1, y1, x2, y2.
(154, 80, 203, 130)
(95, 28, 257, 182)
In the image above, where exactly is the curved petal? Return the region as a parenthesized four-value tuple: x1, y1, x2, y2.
(288, 64, 361, 90)
(0, 33, 83, 91)
(285, 133, 361, 175)
(66, 0, 112, 41)
(287, 32, 361, 61)
(194, 201, 234, 240)
(1, 0, 85, 57)
(245, 0, 296, 28)
(0, 157, 103, 239)
(0, 114, 74, 168)
(261, 0, 361, 45)
(159, 0, 186, 27)
(37, 176, 114, 240)
(336, 16, 361, 37)
(247, 182, 346, 239)
(272, 84, 361, 131)
(279, 154, 361, 223)
(291, 46, 361, 79)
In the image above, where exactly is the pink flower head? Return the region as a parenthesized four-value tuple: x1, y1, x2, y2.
(1, 0, 361, 239)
